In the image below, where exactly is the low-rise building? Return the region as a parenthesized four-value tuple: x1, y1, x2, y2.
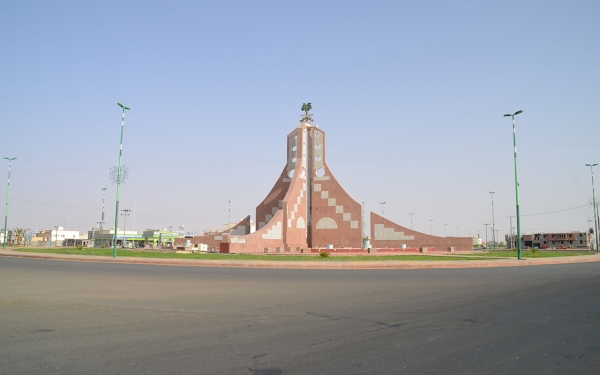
(506, 231, 593, 249)
(38, 227, 80, 246)
(88, 228, 141, 248)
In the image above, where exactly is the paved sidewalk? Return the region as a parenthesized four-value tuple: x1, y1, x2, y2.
(1, 248, 600, 269)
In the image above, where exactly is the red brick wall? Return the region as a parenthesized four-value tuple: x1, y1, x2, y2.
(370, 212, 472, 252)
(308, 127, 362, 248)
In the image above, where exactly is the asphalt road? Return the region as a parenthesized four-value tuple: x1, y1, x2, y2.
(1, 258, 599, 375)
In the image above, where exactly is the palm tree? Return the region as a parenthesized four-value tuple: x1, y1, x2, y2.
(13, 228, 25, 245)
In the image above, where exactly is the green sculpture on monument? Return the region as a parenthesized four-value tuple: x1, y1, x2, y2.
(300, 102, 314, 123)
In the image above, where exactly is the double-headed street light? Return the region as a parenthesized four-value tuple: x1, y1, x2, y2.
(112, 102, 130, 257)
(379, 202, 386, 216)
(3, 157, 16, 249)
(504, 110, 523, 259)
(586, 164, 599, 253)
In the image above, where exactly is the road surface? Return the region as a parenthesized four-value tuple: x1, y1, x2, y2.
(1, 257, 599, 374)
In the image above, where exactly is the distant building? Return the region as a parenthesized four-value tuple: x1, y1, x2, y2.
(506, 231, 592, 249)
(38, 227, 80, 246)
(88, 228, 141, 248)
(142, 229, 180, 247)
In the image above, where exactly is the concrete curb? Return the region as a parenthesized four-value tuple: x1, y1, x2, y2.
(2, 249, 600, 269)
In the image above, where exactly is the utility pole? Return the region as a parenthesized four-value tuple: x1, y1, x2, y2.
(489, 191, 496, 251)
(408, 213, 414, 230)
(444, 223, 447, 237)
(362, 202, 365, 239)
(379, 202, 386, 217)
(504, 110, 523, 259)
(484, 223, 490, 249)
(112, 102, 130, 257)
(55, 225, 59, 248)
(586, 164, 600, 253)
(588, 219, 594, 250)
(132, 203, 136, 233)
(228, 200, 231, 231)
(101, 188, 107, 248)
(507, 216, 514, 249)
(121, 209, 131, 248)
(3, 157, 16, 249)
(66, 216, 72, 246)
(429, 219, 433, 235)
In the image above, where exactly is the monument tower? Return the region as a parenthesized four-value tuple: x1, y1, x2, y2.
(188, 104, 472, 253)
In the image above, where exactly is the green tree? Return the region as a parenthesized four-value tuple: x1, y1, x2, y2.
(13, 228, 25, 245)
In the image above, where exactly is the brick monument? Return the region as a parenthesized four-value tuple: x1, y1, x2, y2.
(202, 104, 473, 254)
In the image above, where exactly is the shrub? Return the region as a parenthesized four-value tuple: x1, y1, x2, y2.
(76, 245, 84, 251)
(531, 247, 537, 254)
(318, 251, 330, 258)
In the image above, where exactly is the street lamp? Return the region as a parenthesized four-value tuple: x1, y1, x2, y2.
(121, 209, 131, 248)
(408, 213, 414, 229)
(131, 203, 136, 233)
(429, 219, 433, 235)
(112, 102, 130, 257)
(65, 217, 72, 246)
(100, 188, 107, 248)
(586, 163, 599, 253)
(3, 157, 16, 249)
(444, 223, 447, 237)
(504, 110, 523, 259)
(379, 202, 386, 216)
(489, 191, 496, 251)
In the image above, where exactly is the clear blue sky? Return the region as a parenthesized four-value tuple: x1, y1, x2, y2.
(1, 1, 599, 239)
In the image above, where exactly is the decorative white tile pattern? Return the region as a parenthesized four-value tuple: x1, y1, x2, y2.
(373, 224, 415, 241)
(262, 221, 283, 240)
(313, 185, 359, 230)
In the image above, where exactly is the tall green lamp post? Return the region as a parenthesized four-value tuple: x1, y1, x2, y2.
(3, 157, 16, 249)
(504, 110, 523, 260)
(112, 102, 130, 257)
(586, 164, 599, 253)
(489, 191, 495, 251)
